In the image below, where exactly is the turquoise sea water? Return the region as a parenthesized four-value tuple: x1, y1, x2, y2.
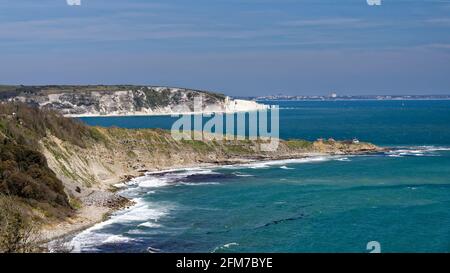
(72, 100, 450, 253)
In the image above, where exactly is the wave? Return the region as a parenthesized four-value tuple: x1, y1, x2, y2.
(121, 168, 223, 191)
(417, 146, 450, 152)
(178, 182, 221, 186)
(232, 172, 254, 177)
(112, 201, 169, 223)
(126, 229, 149, 235)
(138, 221, 162, 228)
(212, 242, 239, 253)
(102, 235, 134, 244)
(147, 246, 161, 253)
(69, 232, 137, 252)
(213, 155, 352, 172)
(137, 177, 172, 188)
(240, 156, 335, 169)
(280, 166, 295, 170)
(69, 199, 171, 252)
(386, 145, 450, 158)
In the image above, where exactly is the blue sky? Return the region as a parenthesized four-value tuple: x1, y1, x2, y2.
(1, 0, 450, 95)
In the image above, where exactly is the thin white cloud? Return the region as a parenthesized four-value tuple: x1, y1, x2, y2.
(424, 18, 450, 25)
(279, 18, 363, 27)
(0, 16, 286, 42)
(66, 0, 81, 6)
(420, 43, 450, 49)
(277, 17, 392, 30)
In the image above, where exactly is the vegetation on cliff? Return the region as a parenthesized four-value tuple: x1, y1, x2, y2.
(0, 103, 99, 251)
(0, 102, 95, 251)
(0, 104, 87, 209)
(0, 85, 226, 101)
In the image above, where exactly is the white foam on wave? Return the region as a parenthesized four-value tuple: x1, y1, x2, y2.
(113, 182, 129, 188)
(232, 172, 254, 177)
(124, 168, 221, 190)
(212, 242, 239, 253)
(221, 155, 351, 171)
(145, 167, 217, 176)
(386, 145, 450, 158)
(249, 162, 271, 169)
(127, 229, 148, 235)
(223, 242, 239, 248)
(69, 198, 171, 252)
(102, 235, 134, 244)
(138, 221, 161, 228)
(417, 146, 450, 152)
(117, 203, 168, 223)
(178, 182, 221, 186)
(147, 246, 161, 253)
(280, 165, 295, 170)
(245, 156, 333, 169)
(137, 177, 170, 188)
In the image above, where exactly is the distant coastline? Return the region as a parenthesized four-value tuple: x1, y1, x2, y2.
(239, 94, 450, 102)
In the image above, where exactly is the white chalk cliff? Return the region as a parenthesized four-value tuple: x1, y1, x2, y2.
(7, 86, 267, 116)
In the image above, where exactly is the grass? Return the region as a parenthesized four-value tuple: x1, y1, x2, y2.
(68, 197, 82, 210)
(88, 127, 107, 143)
(285, 139, 313, 150)
(126, 150, 137, 158)
(225, 144, 253, 154)
(181, 139, 213, 152)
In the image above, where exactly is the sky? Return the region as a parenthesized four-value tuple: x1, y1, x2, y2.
(1, 0, 450, 96)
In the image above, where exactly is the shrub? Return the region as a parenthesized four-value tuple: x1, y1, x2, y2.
(285, 140, 313, 150)
(0, 195, 41, 253)
(0, 102, 94, 148)
(0, 141, 69, 208)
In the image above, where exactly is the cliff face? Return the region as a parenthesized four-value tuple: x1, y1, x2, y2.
(40, 127, 382, 203)
(1, 85, 266, 116)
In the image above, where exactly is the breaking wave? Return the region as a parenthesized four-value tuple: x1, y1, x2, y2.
(386, 146, 450, 158)
(212, 242, 239, 253)
(229, 156, 340, 170)
(232, 172, 254, 177)
(69, 198, 170, 252)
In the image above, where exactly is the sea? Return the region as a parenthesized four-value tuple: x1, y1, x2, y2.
(70, 100, 450, 253)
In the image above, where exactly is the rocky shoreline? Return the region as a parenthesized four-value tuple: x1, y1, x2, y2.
(41, 146, 386, 248)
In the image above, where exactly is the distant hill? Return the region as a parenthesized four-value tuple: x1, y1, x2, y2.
(1, 85, 270, 118)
